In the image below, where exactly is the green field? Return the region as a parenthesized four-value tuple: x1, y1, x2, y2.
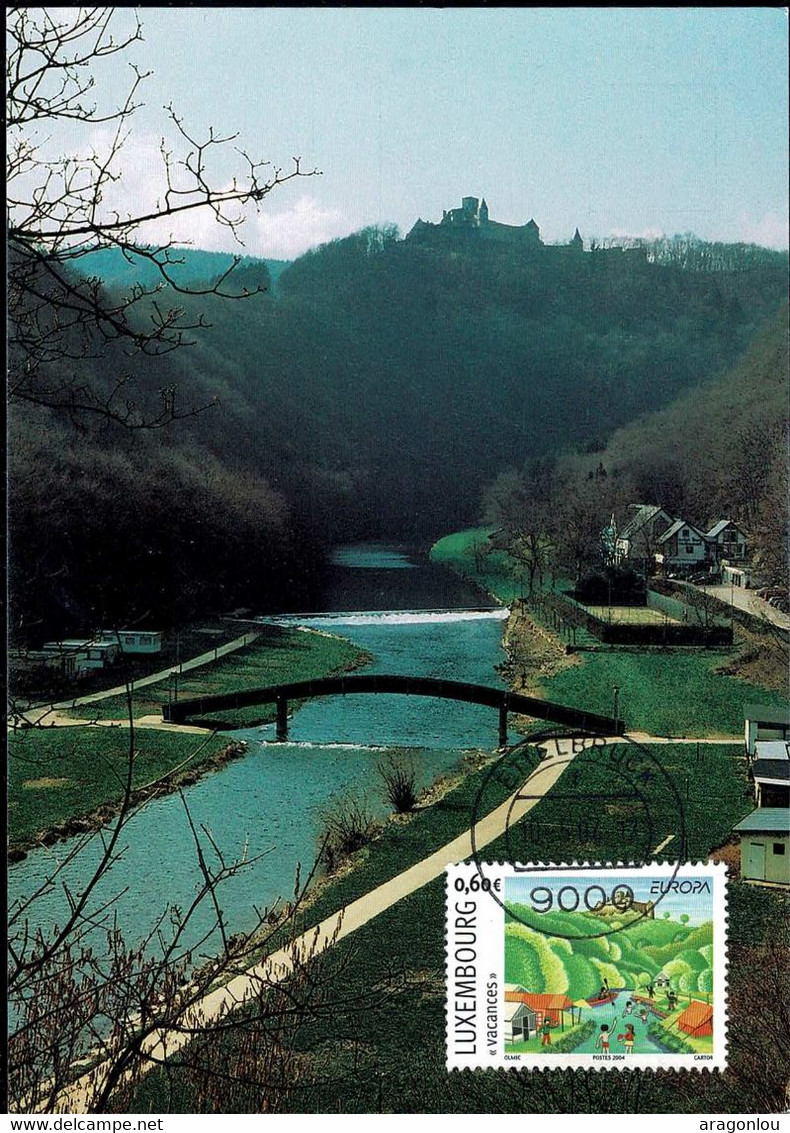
(431, 528, 523, 603)
(60, 625, 369, 725)
(11, 626, 370, 846)
(8, 727, 231, 845)
(584, 605, 679, 625)
(122, 736, 789, 1113)
(432, 527, 787, 737)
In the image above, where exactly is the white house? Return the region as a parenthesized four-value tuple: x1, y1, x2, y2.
(655, 519, 709, 570)
(705, 520, 748, 564)
(751, 741, 790, 808)
(41, 638, 121, 675)
(504, 1000, 536, 1044)
(101, 629, 163, 655)
(745, 703, 790, 757)
(614, 505, 674, 565)
(734, 809, 790, 886)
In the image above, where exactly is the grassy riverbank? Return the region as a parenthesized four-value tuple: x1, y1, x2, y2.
(10, 626, 371, 851)
(8, 728, 235, 852)
(432, 527, 787, 736)
(122, 737, 790, 1114)
(59, 625, 370, 726)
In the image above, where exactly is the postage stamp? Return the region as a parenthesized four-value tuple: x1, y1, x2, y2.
(446, 861, 728, 1070)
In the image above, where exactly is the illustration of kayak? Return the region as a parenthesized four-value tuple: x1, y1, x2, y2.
(587, 993, 618, 1007)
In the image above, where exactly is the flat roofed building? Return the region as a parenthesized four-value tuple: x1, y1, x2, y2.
(752, 744, 790, 808)
(744, 703, 790, 757)
(101, 629, 163, 654)
(734, 808, 790, 886)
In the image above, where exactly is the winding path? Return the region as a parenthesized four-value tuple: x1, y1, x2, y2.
(44, 729, 740, 1111)
(49, 733, 587, 1111)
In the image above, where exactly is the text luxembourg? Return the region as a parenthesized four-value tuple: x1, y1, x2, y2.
(453, 900, 478, 1054)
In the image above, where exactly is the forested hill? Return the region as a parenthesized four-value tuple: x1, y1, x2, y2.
(233, 228, 786, 536)
(480, 302, 789, 587)
(9, 226, 787, 638)
(76, 247, 290, 294)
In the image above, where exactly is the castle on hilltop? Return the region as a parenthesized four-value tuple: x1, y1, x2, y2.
(407, 196, 643, 263)
(441, 195, 583, 250)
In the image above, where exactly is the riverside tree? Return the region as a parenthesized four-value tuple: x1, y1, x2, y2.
(7, 6, 316, 427)
(5, 9, 360, 1114)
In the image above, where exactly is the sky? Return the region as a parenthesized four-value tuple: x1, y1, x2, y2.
(506, 873, 714, 926)
(19, 7, 790, 259)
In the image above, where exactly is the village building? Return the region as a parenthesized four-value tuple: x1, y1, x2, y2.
(655, 519, 708, 570)
(751, 740, 790, 808)
(744, 703, 790, 757)
(609, 506, 752, 579)
(100, 629, 163, 654)
(505, 988, 581, 1029)
(614, 505, 674, 567)
(733, 808, 790, 886)
(504, 999, 536, 1044)
(41, 638, 121, 675)
(705, 519, 748, 564)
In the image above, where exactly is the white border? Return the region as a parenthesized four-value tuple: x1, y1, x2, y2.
(445, 861, 728, 1071)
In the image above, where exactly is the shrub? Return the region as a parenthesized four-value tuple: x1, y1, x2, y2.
(378, 752, 418, 813)
(318, 795, 381, 874)
(648, 1022, 695, 1054)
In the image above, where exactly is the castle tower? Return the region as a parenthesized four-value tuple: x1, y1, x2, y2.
(525, 218, 541, 244)
(572, 227, 584, 251)
(479, 198, 489, 224)
(462, 196, 479, 218)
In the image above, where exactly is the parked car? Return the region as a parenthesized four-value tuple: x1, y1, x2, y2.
(757, 587, 787, 600)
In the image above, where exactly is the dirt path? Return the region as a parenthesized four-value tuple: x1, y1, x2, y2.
(25, 711, 215, 736)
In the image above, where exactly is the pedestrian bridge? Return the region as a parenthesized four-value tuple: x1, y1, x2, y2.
(161, 674, 624, 743)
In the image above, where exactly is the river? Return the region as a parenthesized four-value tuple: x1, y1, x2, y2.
(9, 544, 511, 962)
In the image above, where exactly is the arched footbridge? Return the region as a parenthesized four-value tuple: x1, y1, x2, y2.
(161, 675, 624, 744)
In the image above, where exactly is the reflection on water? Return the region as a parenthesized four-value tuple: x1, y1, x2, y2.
(331, 544, 415, 569)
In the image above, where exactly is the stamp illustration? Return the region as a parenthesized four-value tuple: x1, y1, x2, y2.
(446, 861, 727, 1070)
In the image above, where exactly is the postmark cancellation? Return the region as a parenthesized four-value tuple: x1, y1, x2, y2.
(445, 861, 727, 1070)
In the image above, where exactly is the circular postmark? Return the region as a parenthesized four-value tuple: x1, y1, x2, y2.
(468, 725, 687, 940)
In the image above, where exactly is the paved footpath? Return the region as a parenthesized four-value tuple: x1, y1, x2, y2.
(17, 631, 260, 725)
(52, 734, 587, 1110)
(46, 730, 742, 1111)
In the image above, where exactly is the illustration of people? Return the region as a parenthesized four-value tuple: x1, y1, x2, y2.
(597, 985, 607, 1000)
(639, 1008, 649, 1025)
(666, 989, 678, 1012)
(647, 982, 655, 1000)
(624, 999, 633, 1015)
(621, 1022, 635, 1054)
(540, 1017, 552, 1046)
(595, 1020, 616, 1053)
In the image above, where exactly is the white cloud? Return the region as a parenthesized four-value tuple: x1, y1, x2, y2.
(249, 196, 351, 260)
(608, 225, 664, 242)
(735, 211, 789, 251)
(17, 121, 352, 260)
